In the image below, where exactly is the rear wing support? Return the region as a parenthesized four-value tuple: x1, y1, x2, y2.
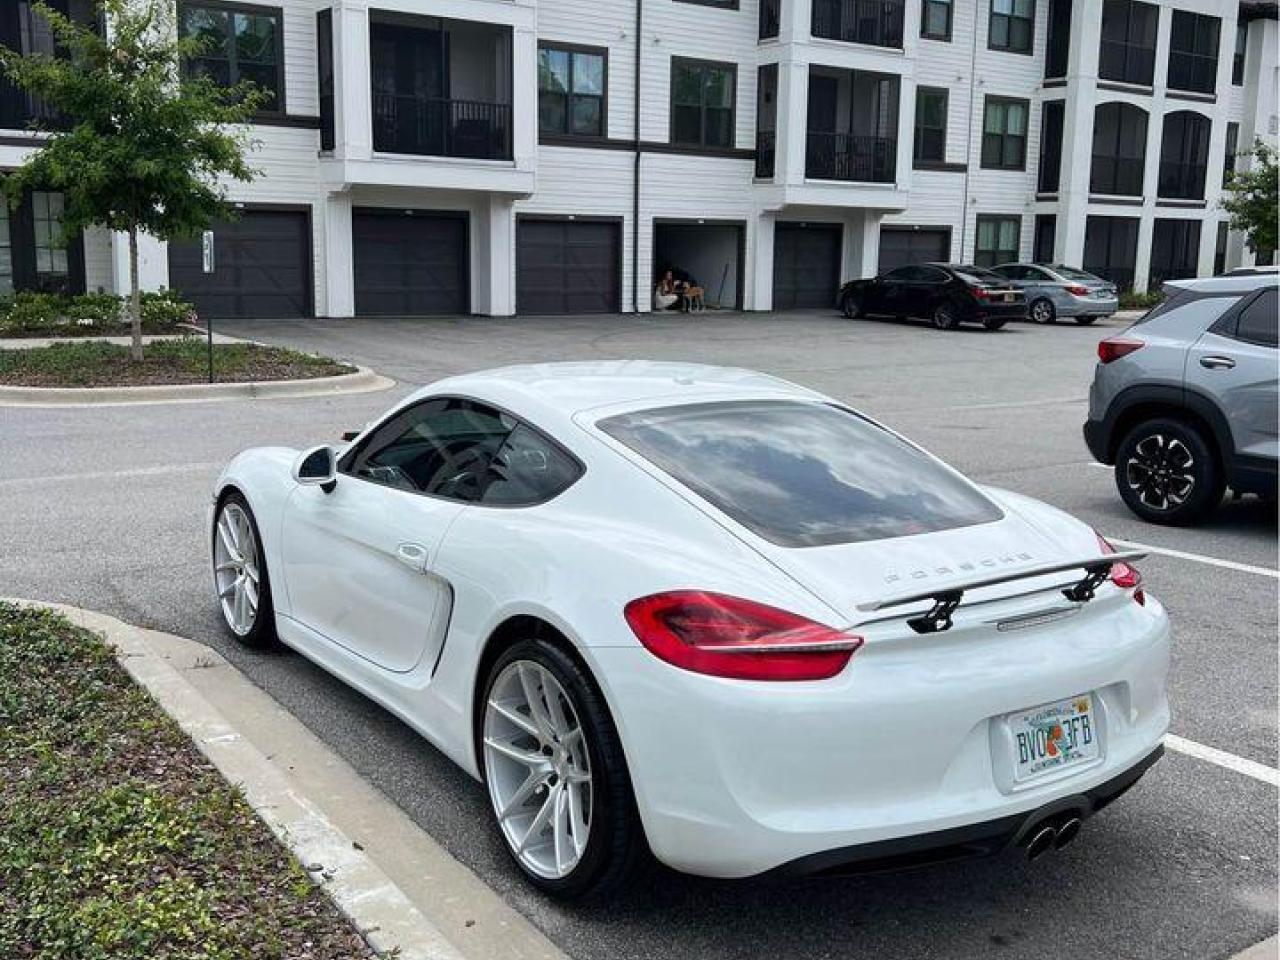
(858, 550, 1148, 635)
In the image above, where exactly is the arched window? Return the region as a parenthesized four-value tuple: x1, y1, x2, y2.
(1159, 111, 1211, 200)
(1090, 102, 1148, 196)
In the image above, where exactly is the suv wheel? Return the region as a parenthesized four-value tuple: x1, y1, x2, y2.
(1115, 418, 1224, 525)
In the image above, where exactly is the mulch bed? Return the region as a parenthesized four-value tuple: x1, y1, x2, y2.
(0, 603, 379, 960)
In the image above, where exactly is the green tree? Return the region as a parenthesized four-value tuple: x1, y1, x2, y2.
(0, 0, 261, 359)
(1222, 139, 1279, 262)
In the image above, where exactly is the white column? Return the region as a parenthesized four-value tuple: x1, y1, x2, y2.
(1053, 0, 1105, 269)
(474, 196, 516, 317)
(323, 191, 354, 318)
(895, 77, 914, 188)
(748, 212, 775, 311)
(776, 60, 808, 185)
(844, 212, 879, 279)
(333, 0, 371, 161)
(511, 26, 537, 172)
(111, 230, 168, 294)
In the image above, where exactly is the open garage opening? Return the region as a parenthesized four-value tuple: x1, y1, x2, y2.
(652, 221, 744, 312)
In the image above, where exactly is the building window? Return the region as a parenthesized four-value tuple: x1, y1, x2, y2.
(1034, 214, 1056, 263)
(1084, 215, 1139, 289)
(32, 191, 68, 287)
(1232, 22, 1246, 85)
(1224, 121, 1239, 181)
(1214, 221, 1228, 275)
(1159, 111, 1210, 200)
(1150, 219, 1201, 286)
(921, 0, 952, 40)
(975, 216, 1020, 266)
(989, 0, 1034, 53)
(1038, 99, 1064, 192)
(317, 9, 333, 151)
(756, 64, 777, 177)
(0, 206, 11, 297)
(759, 0, 780, 39)
(538, 44, 607, 139)
(1098, 0, 1158, 87)
(980, 96, 1028, 170)
(670, 58, 735, 149)
(1044, 0, 1072, 78)
(179, 1, 284, 112)
(1090, 102, 1147, 196)
(914, 87, 948, 163)
(1168, 11, 1220, 95)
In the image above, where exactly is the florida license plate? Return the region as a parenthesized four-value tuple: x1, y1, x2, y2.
(1009, 694, 1099, 782)
(1003, 292, 1014, 302)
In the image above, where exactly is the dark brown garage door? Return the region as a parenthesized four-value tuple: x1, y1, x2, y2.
(353, 209, 468, 316)
(168, 210, 311, 319)
(773, 222, 841, 310)
(878, 227, 950, 274)
(517, 219, 620, 315)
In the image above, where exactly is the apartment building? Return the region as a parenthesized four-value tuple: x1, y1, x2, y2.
(0, 0, 1274, 318)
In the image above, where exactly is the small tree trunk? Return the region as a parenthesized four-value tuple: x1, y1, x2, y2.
(128, 227, 142, 361)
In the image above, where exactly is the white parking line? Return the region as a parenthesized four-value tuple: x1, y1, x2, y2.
(0, 462, 222, 487)
(1165, 734, 1280, 787)
(1109, 538, 1278, 579)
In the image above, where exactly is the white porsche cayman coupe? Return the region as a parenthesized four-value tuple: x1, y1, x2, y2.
(210, 362, 1170, 898)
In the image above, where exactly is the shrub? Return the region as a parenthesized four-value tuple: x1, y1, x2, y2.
(0, 290, 196, 337)
(1119, 289, 1164, 311)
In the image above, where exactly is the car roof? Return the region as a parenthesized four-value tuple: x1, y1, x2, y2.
(1164, 274, 1279, 294)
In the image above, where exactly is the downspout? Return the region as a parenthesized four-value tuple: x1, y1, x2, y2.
(633, 0, 642, 312)
(958, 0, 981, 260)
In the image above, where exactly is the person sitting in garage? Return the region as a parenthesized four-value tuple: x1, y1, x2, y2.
(653, 270, 682, 311)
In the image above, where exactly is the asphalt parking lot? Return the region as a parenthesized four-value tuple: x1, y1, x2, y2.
(2, 310, 1275, 960)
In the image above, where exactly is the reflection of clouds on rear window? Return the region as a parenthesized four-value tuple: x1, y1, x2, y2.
(599, 401, 1004, 547)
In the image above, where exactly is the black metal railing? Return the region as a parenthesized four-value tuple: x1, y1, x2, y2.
(1158, 159, 1206, 200)
(759, 0, 780, 38)
(1098, 40, 1156, 85)
(805, 132, 896, 182)
(811, 0, 905, 48)
(1089, 155, 1145, 196)
(755, 130, 775, 178)
(372, 94, 512, 160)
(0, 79, 67, 132)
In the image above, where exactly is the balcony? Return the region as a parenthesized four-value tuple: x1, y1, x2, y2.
(0, 1, 95, 133)
(806, 133, 896, 182)
(373, 95, 511, 160)
(811, 0, 905, 48)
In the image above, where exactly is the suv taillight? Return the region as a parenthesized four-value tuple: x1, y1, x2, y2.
(624, 591, 862, 681)
(1098, 337, 1144, 364)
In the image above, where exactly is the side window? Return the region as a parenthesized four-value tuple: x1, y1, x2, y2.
(1232, 289, 1278, 347)
(882, 266, 917, 282)
(482, 425, 584, 505)
(346, 399, 514, 501)
(917, 266, 949, 283)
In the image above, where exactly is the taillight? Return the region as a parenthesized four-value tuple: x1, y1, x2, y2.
(972, 287, 991, 300)
(1064, 284, 1090, 296)
(624, 591, 863, 681)
(1097, 337, 1144, 364)
(1097, 534, 1144, 605)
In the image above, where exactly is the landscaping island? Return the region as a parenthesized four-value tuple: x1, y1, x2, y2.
(0, 603, 377, 959)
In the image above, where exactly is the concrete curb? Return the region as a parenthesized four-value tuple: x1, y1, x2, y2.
(0, 327, 253, 350)
(7, 600, 566, 960)
(0, 364, 395, 406)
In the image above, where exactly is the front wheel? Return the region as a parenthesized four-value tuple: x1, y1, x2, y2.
(1115, 418, 1224, 525)
(932, 303, 960, 330)
(841, 291, 863, 319)
(212, 492, 277, 646)
(481, 639, 645, 899)
(1029, 298, 1056, 324)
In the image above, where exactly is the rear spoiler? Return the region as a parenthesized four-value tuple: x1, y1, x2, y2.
(857, 550, 1147, 634)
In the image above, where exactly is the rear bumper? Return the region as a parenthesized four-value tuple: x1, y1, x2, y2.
(968, 302, 1027, 322)
(589, 594, 1171, 878)
(1061, 295, 1119, 318)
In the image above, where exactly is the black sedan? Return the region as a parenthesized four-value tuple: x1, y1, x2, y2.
(839, 263, 1027, 330)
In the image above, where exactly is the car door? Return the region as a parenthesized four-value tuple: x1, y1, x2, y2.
(280, 398, 515, 673)
(873, 266, 913, 315)
(913, 265, 951, 316)
(1186, 287, 1278, 463)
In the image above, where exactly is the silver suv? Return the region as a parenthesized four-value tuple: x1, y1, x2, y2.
(1084, 275, 1278, 524)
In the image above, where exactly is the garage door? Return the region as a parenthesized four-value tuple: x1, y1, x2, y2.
(772, 222, 841, 310)
(353, 209, 468, 316)
(168, 210, 311, 319)
(878, 227, 950, 274)
(517, 219, 620, 315)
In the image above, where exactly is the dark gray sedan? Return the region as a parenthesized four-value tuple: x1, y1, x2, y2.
(992, 264, 1119, 325)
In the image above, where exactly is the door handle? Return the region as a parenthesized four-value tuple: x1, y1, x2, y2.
(1199, 355, 1236, 370)
(396, 541, 429, 572)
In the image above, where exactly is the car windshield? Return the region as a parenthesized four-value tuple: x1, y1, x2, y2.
(951, 266, 1005, 285)
(1052, 266, 1101, 282)
(597, 401, 1004, 547)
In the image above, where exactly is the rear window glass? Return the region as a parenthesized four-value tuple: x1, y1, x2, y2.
(1052, 265, 1098, 281)
(598, 401, 1004, 547)
(952, 266, 1004, 285)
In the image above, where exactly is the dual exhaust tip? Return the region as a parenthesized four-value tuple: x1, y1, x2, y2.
(1023, 815, 1083, 860)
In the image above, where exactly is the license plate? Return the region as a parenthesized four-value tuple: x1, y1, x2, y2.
(1009, 694, 1099, 782)
(1003, 292, 1014, 302)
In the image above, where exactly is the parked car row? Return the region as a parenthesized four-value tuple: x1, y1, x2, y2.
(837, 262, 1119, 331)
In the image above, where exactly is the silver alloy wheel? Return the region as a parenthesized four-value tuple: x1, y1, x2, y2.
(213, 502, 261, 636)
(483, 660, 593, 880)
(1124, 433, 1196, 511)
(1031, 299, 1054, 323)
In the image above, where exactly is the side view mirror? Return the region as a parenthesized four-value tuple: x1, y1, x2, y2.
(292, 445, 337, 493)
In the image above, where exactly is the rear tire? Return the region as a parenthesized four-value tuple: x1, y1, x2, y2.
(841, 291, 863, 319)
(211, 492, 277, 647)
(983, 317, 1008, 331)
(1074, 315, 1099, 325)
(1029, 298, 1056, 324)
(480, 638, 647, 899)
(932, 303, 960, 330)
(1114, 418, 1224, 525)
